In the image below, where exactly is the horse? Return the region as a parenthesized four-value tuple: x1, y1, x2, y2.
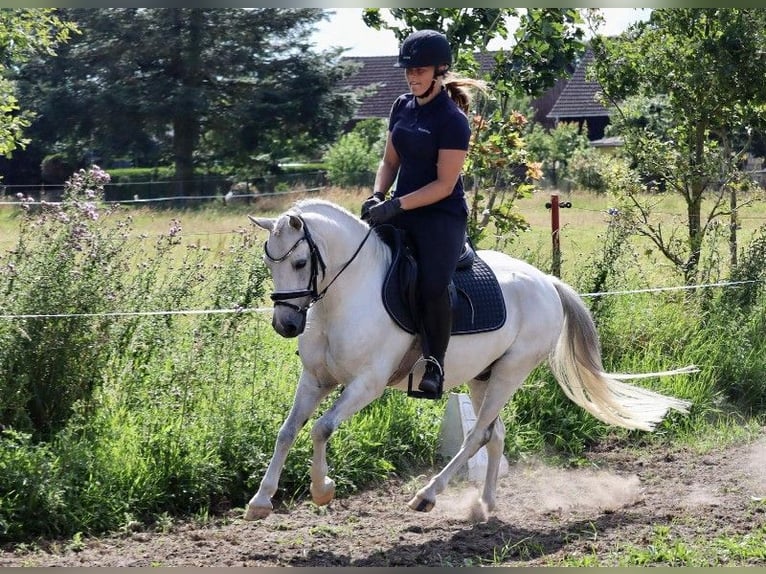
(243, 198, 694, 520)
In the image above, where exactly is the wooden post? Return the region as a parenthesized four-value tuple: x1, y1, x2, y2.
(730, 186, 738, 267)
(551, 192, 561, 277)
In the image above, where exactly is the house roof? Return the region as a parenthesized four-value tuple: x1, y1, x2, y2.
(547, 48, 610, 120)
(341, 55, 406, 120)
(340, 52, 499, 121)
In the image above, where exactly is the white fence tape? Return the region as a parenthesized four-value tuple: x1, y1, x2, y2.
(0, 280, 760, 320)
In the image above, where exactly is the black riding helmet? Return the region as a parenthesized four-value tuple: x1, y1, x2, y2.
(395, 29, 452, 73)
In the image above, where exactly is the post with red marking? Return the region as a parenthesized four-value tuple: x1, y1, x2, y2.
(551, 192, 561, 277)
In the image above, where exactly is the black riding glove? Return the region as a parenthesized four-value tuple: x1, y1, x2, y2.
(360, 192, 384, 220)
(365, 197, 403, 226)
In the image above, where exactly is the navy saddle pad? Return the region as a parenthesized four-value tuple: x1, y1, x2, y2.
(374, 225, 506, 336)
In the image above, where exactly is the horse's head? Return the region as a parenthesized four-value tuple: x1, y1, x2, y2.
(248, 210, 325, 338)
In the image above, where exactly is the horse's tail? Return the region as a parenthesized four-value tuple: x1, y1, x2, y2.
(548, 279, 695, 432)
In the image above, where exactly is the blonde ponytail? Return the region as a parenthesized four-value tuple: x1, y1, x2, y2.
(443, 72, 488, 114)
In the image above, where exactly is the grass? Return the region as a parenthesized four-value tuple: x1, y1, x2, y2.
(546, 521, 766, 567)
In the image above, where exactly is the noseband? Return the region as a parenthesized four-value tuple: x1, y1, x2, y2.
(264, 216, 372, 316)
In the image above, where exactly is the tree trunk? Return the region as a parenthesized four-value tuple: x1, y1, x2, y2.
(684, 123, 707, 286)
(685, 188, 703, 286)
(170, 9, 203, 198)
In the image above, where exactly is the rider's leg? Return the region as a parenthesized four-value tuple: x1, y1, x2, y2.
(418, 287, 451, 395)
(390, 208, 466, 396)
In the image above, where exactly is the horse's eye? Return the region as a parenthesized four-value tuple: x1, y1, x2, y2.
(294, 259, 307, 270)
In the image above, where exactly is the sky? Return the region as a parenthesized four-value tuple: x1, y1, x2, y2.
(312, 8, 652, 57)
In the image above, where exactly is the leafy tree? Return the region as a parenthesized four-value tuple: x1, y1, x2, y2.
(0, 9, 77, 160)
(13, 8, 358, 193)
(464, 111, 538, 250)
(591, 8, 766, 284)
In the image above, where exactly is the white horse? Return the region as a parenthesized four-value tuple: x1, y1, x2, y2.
(244, 198, 694, 520)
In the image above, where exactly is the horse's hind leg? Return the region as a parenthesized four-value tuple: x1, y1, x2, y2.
(408, 354, 531, 513)
(468, 380, 506, 513)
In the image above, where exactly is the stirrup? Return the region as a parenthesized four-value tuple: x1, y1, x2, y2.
(407, 356, 444, 400)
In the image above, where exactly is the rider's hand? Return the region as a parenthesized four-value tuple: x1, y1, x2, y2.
(365, 198, 403, 226)
(360, 192, 384, 220)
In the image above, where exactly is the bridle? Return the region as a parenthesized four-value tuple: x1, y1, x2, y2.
(264, 216, 373, 316)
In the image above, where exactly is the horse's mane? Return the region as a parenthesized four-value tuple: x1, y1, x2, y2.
(269, 198, 361, 236)
(289, 198, 359, 223)
(287, 197, 390, 263)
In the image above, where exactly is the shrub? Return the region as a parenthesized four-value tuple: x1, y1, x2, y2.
(0, 166, 128, 438)
(525, 122, 590, 188)
(567, 148, 640, 195)
(323, 120, 385, 188)
(0, 430, 61, 539)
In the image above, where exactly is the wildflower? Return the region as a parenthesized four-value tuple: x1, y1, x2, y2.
(168, 219, 182, 237)
(81, 202, 99, 220)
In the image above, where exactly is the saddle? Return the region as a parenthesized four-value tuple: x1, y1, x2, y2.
(374, 224, 507, 337)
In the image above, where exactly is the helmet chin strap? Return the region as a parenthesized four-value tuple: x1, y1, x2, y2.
(420, 78, 438, 99)
(418, 66, 447, 100)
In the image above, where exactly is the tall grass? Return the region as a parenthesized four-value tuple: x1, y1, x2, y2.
(0, 176, 765, 542)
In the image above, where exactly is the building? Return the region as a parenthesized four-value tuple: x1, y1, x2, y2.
(546, 48, 612, 141)
(340, 49, 611, 140)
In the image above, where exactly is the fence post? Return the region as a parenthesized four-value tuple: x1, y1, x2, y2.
(551, 192, 561, 277)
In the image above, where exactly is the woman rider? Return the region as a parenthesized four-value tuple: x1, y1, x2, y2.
(362, 29, 485, 398)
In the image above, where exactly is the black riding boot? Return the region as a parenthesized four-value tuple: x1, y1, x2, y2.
(418, 289, 452, 396)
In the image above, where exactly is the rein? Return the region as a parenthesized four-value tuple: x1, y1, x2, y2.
(264, 216, 373, 315)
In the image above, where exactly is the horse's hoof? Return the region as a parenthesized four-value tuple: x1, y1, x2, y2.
(311, 478, 336, 507)
(243, 503, 272, 521)
(407, 495, 435, 512)
(470, 498, 490, 523)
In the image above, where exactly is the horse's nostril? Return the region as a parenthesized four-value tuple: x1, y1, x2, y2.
(273, 320, 301, 339)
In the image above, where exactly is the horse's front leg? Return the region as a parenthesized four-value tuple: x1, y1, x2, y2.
(308, 378, 385, 507)
(244, 372, 332, 520)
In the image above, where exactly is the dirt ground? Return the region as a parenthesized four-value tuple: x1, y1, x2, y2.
(2, 427, 765, 567)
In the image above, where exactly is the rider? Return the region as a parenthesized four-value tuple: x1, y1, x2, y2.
(362, 29, 485, 397)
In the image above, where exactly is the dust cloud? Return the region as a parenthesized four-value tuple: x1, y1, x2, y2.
(434, 458, 643, 523)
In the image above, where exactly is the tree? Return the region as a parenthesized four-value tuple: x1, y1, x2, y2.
(591, 8, 766, 284)
(0, 9, 77, 160)
(14, 8, 358, 193)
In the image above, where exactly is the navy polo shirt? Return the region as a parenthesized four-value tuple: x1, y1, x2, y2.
(388, 88, 471, 216)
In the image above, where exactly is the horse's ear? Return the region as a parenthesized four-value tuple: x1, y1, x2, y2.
(248, 214, 275, 232)
(287, 214, 303, 231)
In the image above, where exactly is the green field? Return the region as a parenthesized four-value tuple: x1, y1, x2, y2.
(6, 184, 764, 285)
